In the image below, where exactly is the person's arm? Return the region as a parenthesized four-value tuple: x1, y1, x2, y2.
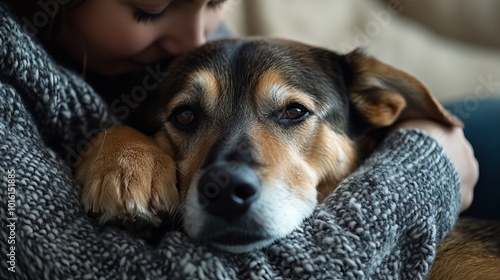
(393, 119, 478, 212)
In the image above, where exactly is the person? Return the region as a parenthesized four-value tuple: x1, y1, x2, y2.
(0, 0, 479, 278)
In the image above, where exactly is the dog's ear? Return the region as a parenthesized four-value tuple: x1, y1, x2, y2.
(343, 50, 462, 131)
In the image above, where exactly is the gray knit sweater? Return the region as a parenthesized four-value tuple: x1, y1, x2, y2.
(0, 4, 461, 279)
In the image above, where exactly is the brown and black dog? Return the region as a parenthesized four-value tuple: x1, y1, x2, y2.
(76, 38, 500, 279)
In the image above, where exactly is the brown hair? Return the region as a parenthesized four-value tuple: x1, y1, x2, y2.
(3, 0, 86, 49)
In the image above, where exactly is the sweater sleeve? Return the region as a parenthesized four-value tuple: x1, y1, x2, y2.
(0, 4, 119, 166)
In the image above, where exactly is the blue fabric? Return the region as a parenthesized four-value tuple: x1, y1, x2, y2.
(445, 97, 500, 220)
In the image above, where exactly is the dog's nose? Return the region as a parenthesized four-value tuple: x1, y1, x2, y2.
(197, 164, 260, 220)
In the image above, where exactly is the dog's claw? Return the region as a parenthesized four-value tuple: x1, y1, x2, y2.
(133, 218, 151, 232)
(151, 195, 161, 213)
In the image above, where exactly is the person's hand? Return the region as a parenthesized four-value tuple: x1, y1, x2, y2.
(393, 119, 479, 212)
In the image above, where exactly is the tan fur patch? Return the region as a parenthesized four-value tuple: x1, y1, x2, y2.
(192, 70, 220, 102)
(429, 246, 500, 280)
(305, 124, 359, 201)
(254, 70, 284, 102)
(351, 90, 407, 128)
(156, 128, 218, 200)
(429, 219, 500, 279)
(178, 135, 218, 199)
(254, 70, 316, 112)
(164, 70, 220, 120)
(249, 123, 318, 200)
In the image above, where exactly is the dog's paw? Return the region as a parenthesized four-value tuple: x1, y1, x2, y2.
(75, 126, 179, 230)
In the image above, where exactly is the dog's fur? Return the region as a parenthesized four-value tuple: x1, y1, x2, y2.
(76, 38, 500, 278)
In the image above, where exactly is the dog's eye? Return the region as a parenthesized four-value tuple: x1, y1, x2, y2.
(284, 105, 305, 120)
(171, 106, 197, 130)
(176, 110, 195, 126)
(278, 103, 310, 126)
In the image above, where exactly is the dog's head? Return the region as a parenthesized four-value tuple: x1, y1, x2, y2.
(147, 38, 461, 253)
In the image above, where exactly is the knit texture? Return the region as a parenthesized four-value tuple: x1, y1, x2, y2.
(0, 5, 461, 279)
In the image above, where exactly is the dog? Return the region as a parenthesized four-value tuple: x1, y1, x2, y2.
(75, 38, 500, 278)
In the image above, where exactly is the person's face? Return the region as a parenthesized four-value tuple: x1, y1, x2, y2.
(59, 0, 228, 75)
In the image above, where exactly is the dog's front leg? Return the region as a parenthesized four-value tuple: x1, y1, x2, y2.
(75, 125, 179, 234)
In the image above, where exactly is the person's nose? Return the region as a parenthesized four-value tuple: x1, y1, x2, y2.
(159, 11, 207, 55)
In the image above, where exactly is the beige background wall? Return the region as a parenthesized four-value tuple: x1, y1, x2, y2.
(223, 0, 500, 103)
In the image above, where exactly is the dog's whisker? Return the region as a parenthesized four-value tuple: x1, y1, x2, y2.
(89, 129, 108, 170)
(172, 206, 184, 225)
(174, 166, 187, 177)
